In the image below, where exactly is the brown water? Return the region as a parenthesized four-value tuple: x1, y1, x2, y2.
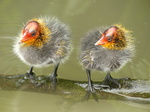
(0, 0, 150, 112)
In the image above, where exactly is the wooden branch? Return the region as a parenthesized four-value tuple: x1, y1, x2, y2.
(0, 74, 150, 103)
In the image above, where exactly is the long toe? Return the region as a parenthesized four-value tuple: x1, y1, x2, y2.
(101, 79, 121, 89)
(29, 74, 38, 85)
(16, 77, 26, 87)
(36, 76, 47, 86)
(15, 73, 30, 87)
(94, 84, 110, 90)
(6, 74, 27, 79)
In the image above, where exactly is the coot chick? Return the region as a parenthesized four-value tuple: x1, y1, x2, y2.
(13, 17, 72, 88)
(80, 24, 134, 93)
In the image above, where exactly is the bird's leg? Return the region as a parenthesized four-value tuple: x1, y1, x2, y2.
(16, 66, 37, 86)
(49, 63, 59, 90)
(81, 69, 99, 101)
(27, 66, 37, 84)
(86, 69, 95, 93)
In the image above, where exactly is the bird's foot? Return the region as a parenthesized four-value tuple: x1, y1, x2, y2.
(37, 64, 59, 90)
(36, 73, 58, 91)
(98, 75, 130, 90)
(15, 72, 37, 87)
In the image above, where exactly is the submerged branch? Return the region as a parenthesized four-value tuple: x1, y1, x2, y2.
(0, 74, 150, 103)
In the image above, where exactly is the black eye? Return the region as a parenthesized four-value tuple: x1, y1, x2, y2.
(31, 32, 36, 36)
(29, 30, 37, 37)
(107, 37, 112, 42)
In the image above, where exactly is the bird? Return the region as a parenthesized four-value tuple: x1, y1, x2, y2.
(13, 16, 72, 88)
(79, 24, 134, 93)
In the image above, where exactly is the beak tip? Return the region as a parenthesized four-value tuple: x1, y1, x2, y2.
(18, 40, 22, 44)
(95, 42, 98, 46)
(95, 40, 106, 46)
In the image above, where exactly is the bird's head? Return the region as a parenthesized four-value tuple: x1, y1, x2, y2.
(20, 18, 51, 47)
(21, 21, 40, 43)
(95, 24, 131, 50)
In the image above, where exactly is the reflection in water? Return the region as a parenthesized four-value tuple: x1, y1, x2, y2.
(0, 91, 150, 112)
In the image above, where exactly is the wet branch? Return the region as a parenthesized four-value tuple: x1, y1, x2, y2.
(0, 74, 150, 103)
